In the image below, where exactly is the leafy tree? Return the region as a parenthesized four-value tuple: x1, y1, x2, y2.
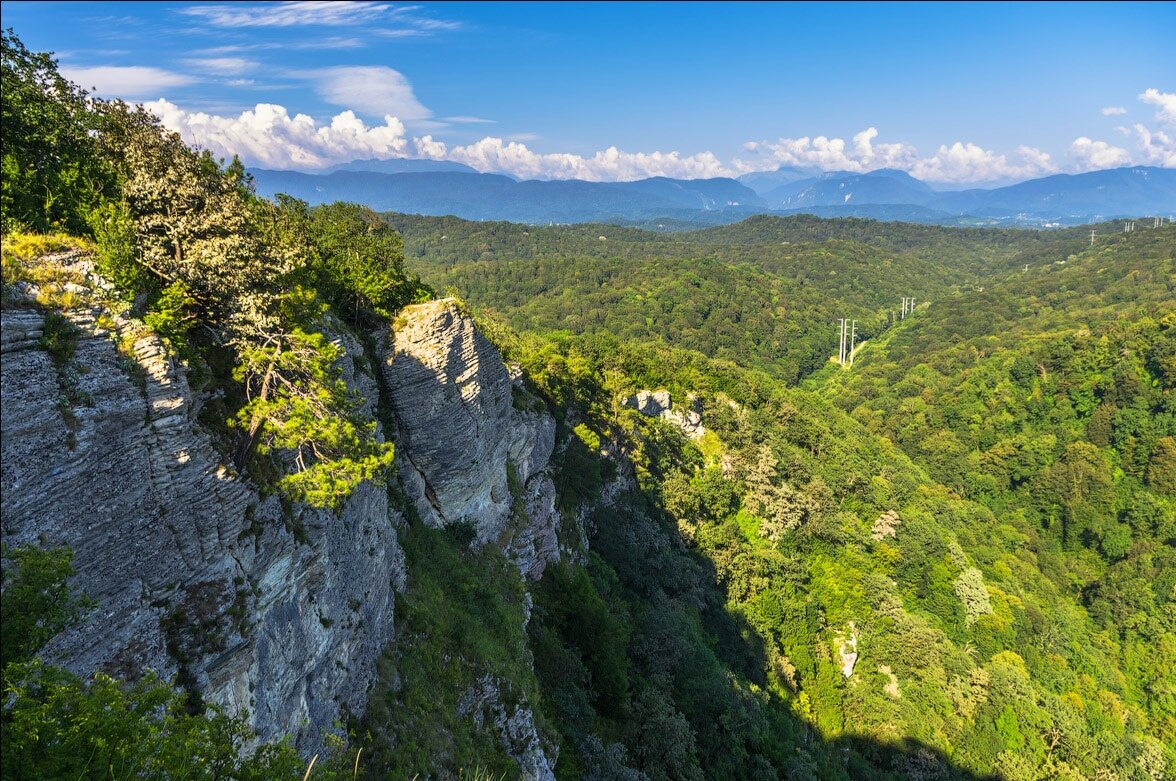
(308, 202, 428, 322)
(0, 545, 92, 670)
(0, 28, 113, 233)
(2, 661, 358, 780)
(234, 323, 395, 508)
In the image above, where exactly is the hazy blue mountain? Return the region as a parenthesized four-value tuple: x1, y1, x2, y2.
(325, 158, 480, 175)
(248, 164, 1175, 226)
(610, 176, 764, 209)
(763, 168, 937, 208)
(931, 166, 1176, 218)
(247, 168, 762, 223)
(737, 166, 814, 195)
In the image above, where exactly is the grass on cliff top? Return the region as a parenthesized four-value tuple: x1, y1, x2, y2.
(1, 232, 95, 312)
(1, 232, 93, 262)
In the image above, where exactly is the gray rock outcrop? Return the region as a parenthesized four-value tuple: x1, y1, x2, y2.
(460, 675, 558, 781)
(1, 282, 403, 751)
(3, 270, 567, 777)
(380, 299, 562, 579)
(624, 389, 706, 440)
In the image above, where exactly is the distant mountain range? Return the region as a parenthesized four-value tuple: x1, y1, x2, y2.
(247, 163, 1176, 228)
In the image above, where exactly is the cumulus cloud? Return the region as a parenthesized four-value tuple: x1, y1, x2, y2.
(1068, 137, 1132, 169)
(1139, 88, 1176, 126)
(412, 137, 730, 181)
(910, 142, 1057, 182)
(60, 65, 194, 99)
(1102, 106, 1127, 116)
(737, 130, 912, 174)
(140, 95, 1169, 181)
(737, 129, 1053, 182)
(310, 66, 432, 122)
(1129, 123, 1176, 167)
(145, 100, 409, 169)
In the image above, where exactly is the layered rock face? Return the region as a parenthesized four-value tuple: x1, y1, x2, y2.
(1, 288, 403, 751)
(381, 299, 560, 580)
(3, 276, 563, 776)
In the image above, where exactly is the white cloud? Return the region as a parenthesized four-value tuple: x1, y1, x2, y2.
(444, 116, 496, 124)
(145, 100, 410, 169)
(413, 134, 448, 160)
(182, 57, 257, 76)
(1129, 123, 1176, 167)
(310, 66, 432, 122)
(1015, 145, 1055, 171)
(910, 142, 1056, 182)
(370, 29, 428, 38)
(181, 1, 392, 27)
(140, 93, 1168, 182)
(736, 129, 1053, 183)
(1102, 106, 1127, 116)
(180, 1, 460, 37)
(1139, 88, 1176, 126)
(192, 37, 365, 55)
(412, 137, 730, 181)
(60, 65, 195, 99)
(1068, 137, 1132, 169)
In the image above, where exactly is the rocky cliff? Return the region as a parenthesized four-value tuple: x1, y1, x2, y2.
(380, 299, 561, 580)
(2, 265, 564, 776)
(1, 259, 404, 750)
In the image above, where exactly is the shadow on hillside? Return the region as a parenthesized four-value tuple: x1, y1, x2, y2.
(581, 486, 997, 781)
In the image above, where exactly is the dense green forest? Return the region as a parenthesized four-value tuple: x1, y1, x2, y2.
(391, 213, 1105, 384)
(386, 211, 1173, 779)
(3, 27, 1173, 781)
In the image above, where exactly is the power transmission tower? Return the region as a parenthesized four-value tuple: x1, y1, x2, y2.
(849, 320, 858, 366)
(837, 318, 847, 365)
(1090, 229, 1096, 245)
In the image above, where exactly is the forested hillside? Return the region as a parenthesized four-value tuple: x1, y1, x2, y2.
(392, 213, 1105, 383)
(394, 208, 1174, 778)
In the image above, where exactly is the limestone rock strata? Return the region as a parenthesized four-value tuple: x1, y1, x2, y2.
(381, 299, 562, 579)
(0, 294, 403, 751)
(4, 275, 570, 778)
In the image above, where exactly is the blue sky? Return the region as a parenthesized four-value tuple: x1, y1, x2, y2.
(3, 1, 1173, 182)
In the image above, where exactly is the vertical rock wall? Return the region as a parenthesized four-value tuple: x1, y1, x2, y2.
(1, 296, 403, 751)
(2, 280, 566, 777)
(380, 299, 561, 580)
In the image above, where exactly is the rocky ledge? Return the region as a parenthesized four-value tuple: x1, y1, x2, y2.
(380, 299, 561, 580)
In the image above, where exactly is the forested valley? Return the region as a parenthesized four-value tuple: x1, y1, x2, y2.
(391, 210, 1174, 780)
